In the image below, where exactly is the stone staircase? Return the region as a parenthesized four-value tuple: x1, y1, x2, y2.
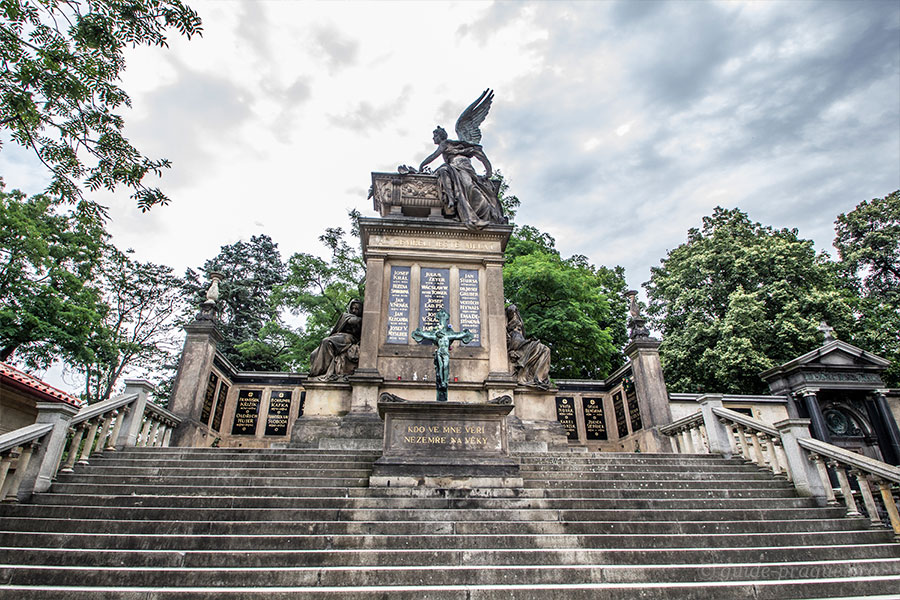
(0, 447, 899, 599)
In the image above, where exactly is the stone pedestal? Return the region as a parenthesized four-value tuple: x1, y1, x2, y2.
(167, 320, 223, 446)
(624, 337, 673, 452)
(371, 400, 521, 488)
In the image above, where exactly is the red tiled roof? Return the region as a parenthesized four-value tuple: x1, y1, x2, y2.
(0, 362, 84, 408)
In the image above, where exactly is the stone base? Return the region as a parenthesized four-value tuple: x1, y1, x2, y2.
(371, 399, 519, 488)
(290, 411, 383, 449)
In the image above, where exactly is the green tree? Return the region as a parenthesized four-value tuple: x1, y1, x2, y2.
(835, 191, 900, 385)
(1, 0, 202, 210)
(503, 225, 628, 380)
(73, 246, 185, 402)
(0, 181, 107, 367)
(183, 234, 287, 371)
(645, 207, 856, 394)
(276, 211, 366, 371)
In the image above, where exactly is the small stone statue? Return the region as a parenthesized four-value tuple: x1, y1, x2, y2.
(417, 89, 507, 229)
(625, 290, 650, 340)
(308, 300, 363, 380)
(505, 304, 551, 388)
(196, 271, 224, 322)
(412, 309, 473, 402)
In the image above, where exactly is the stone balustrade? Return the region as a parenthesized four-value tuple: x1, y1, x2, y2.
(662, 393, 900, 540)
(0, 379, 180, 502)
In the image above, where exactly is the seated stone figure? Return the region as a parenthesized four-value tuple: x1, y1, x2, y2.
(506, 304, 551, 388)
(308, 300, 363, 380)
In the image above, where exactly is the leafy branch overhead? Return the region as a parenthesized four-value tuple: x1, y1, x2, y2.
(0, 0, 202, 210)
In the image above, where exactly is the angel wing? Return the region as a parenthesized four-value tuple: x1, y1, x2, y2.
(454, 89, 494, 145)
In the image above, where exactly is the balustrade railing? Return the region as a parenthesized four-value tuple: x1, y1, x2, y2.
(661, 394, 900, 540)
(0, 379, 180, 502)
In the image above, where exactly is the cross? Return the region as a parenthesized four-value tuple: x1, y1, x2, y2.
(818, 321, 836, 343)
(412, 309, 473, 402)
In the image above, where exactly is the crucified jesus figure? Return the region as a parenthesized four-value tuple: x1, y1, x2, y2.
(412, 309, 473, 402)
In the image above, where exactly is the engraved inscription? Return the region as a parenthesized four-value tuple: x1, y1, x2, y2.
(386, 266, 411, 344)
(555, 397, 578, 440)
(231, 389, 261, 435)
(418, 268, 450, 336)
(626, 389, 643, 432)
(211, 383, 228, 432)
(613, 391, 629, 438)
(458, 269, 481, 346)
(368, 235, 498, 252)
(264, 391, 292, 436)
(201, 372, 219, 426)
(397, 421, 496, 449)
(582, 397, 607, 441)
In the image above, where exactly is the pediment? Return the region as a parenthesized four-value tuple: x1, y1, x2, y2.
(760, 340, 890, 381)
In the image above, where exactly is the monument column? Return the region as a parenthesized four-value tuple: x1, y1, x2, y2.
(873, 390, 900, 465)
(797, 387, 832, 444)
(484, 258, 511, 380)
(357, 254, 386, 373)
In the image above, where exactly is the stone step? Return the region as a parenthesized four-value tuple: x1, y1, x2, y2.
(0, 516, 872, 536)
(521, 478, 794, 489)
(1, 530, 891, 551)
(53, 474, 372, 487)
(25, 493, 821, 510)
(45, 482, 804, 499)
(85, 458, 378, 469)
(517, 470, 779, 480)
(0, 504, 849, 524)
(68, 466, 376, 478)
(2, 577, 900, 600)
(3, 558, 900, 587)
(6, 544, 898, 568)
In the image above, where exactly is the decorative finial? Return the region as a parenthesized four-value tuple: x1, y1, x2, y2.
(197, 271, 224, 322)
(818, 321, 836, 343)
(625, 290, 650, 340)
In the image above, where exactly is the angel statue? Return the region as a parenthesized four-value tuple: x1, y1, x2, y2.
(418, 89, 508, 229)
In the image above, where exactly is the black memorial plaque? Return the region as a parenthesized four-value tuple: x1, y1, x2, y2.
(200, 372, 219, 426)
(386, 266, 411, 344)
(418, 268, 450, 341)
(626, 389, 643, 432)
(211, 382, 228, 431)
(264, 390, 292, 436)
(582, 397, 608, 441)
(613, 391, 629, 438)
(231, 389, 261, 435)
(555, 397, 579, 440)
(458, 269, 481, 346)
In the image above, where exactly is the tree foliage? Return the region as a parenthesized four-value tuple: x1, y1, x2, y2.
(645, 207, 856, 394)
(73, 246, 185, 402)
(504, 225, 628, 380)
(182, 234, 287, 372)
(0, 0, 202, 210)
(835, 190, 900, 385)
(0, 181, 107, 367)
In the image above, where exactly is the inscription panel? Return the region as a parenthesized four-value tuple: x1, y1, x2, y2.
(231, 389, 261, 435)
(582, 397, 608, 441)
(211, 382, 228, 432)
(626, 389, 643, 432)
(458, 269, 481, 346)
(368, 234, 501, 253)
(555, 397, 579, 440)
(418, 268, 450, 337)
(396, 420, 500, 452)
(264, 390, 292, 436)
(200, 372, 219, 426)
(613, 391, 629, 438)
(386, 266, 411, 344)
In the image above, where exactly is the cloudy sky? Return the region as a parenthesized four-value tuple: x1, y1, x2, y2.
(3, 0, 899, 295)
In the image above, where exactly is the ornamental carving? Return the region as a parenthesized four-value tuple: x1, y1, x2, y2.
(401, 179, 439, 200)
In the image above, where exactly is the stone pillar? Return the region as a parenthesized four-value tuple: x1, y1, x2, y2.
(484, 258, 511, 380)
(697, 394, 732, 458)
(624, 338, 672, 453)
(873, 390, 900, 466)
(357, 255, 385, 374)
(797, 388, 832, 444)
(16, 402, 79, 499)
(774, 418, 827, 502)
(167, 320, 223, 446)
(115, 379, 153, 449)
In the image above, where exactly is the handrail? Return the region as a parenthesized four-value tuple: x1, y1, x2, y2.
(0, 423, 53, 454)
(712, 406, 779, 437)
(659, 411, 703, 434)
(799, 437, 900, 484)
(144, 401, 181, 425)
(69, 393, 139, 426)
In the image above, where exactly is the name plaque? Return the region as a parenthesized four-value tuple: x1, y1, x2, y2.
(231, 389, 261, 435)
(555, 397, 579, 440)
(582, 397, 607, 441)
(613, 391, 629, 438)
(264, 390, 292, 436)
(626, 389, 643, 432)
(418, 268, 450, 341)
(211, 382, 228, 431)
(386, 266, 411, 344)
(200, 372, 219, 426)
(458, 269, 481, 346)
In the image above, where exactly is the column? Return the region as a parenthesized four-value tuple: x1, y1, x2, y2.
(167, 320, 222, 446)
(873, 391, 900, 466)
(798, 388, 832, 444)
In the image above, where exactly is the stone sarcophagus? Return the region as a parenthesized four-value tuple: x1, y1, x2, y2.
(371, 172, 442, 218)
